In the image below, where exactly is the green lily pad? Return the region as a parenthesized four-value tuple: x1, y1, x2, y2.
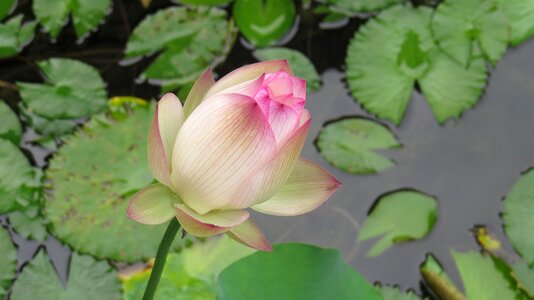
(0, 227, 17, 299)
(253, 47, 320, 91)
(218, 243, 384, 300)
(9, 194, 48, 241)
(0, 0, 16, 20)
(176, 0, 233, 5)
(32, 0, 112, 39)
(358, 190, 437, 257)
(326, 0, 403, 14)
(125, 6, 236, 90)
(420, 254, 466, 300)
(0, 100, 21, 145)
(122, 236, 254, 300)
(502, 169, 534, 265)
(451, 251, 517, 300)
(18, 58, 107, 120)
(316, 118, 400, 174)
(0, 15, 36, 59)
(496, 0, 534, 46)
(511, 262, 534, 297)
(233, 0, 296, 47)
(346, 4, 487, 124)
(44, 102, 193, 262)
(379, 286, 422, 300)
(10, 249, 121, 300)
(432, 0, 509, 65)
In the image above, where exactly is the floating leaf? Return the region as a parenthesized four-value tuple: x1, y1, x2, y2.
(379, 286, 422, 300)
(496, 0, 534, 46)
(125, 6, 235, 90)
(45, 102, 193, 262)
(451, 251, 517, 300)
(511, 262, 534, 297)
(122, 236, 253, 300)
(420, 254, 466, 300)
(316, 118, 400, 174)
(10, 249, 121, 300)
(176, 0, 233, 5)
(326, 0, 403, 14)
(358, 190, 437, 256)
(0, 15, 36, 59)
(502, 169, 534, 265)
(9, 195, 48, 241)
(0, 227, 17, 299)
(233, 0, 296, 47)
(0, 0, 16, 20)
(253, 47, 320, 91)
(0, 100, 21, 145)
(346, 4, 487, 124)
(218, 243, 384, 300)
(432, 0, 509, 65)
(32, 0, 112, 39)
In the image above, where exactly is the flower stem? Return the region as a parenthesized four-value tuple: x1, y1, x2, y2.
(142, 218, 181, 300)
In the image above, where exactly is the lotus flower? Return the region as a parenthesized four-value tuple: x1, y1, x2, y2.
(128, 60, 340, 251)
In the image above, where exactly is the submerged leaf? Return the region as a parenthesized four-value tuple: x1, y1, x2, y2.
(358, 190, 437, 256)
(0, 227, 17, 299)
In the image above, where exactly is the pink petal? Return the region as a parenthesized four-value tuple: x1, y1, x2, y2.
(147, 94, 184, 187)
(218, 74, 265, 98)
(183, 69, 215, 118)
(127, 183, 177, 225)
(204, 60, 292, 99)
(268, 101, 303, 144)
(171, 93, 276, 214)
(253, 159, 341, 216)
(226, 218, 272, 251)
(174, 203, 249, 237)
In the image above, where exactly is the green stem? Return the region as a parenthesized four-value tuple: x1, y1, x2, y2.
(142, 218, 181, 300)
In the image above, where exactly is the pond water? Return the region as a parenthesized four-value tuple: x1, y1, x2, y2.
(2, 0, 534, 295)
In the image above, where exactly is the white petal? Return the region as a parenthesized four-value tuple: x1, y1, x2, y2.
(226, 218, 272, 251)
(174, 203, 249, 237)
(127, 184, 178, 225)
(183, 69, 215, 118)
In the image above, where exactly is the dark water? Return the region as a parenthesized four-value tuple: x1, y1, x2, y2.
(2, 0, 534, 296)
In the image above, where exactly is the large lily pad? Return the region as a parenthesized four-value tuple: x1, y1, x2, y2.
(496, 0, 534, 46)
(44, 102, 191, 262)
(122, 236, 254, 300)
(0, 227, 17, 299)
(358, 190, 437, 257)
(218, 243, 384, 300)
(0, 100, 21, 144)
(0, 15, 36, 59)
(10, 249, 121, 300)
(253, 47, 320, 91)
(32, 0, 112, 39)
(502, 169, 534, 265)
(316, 118, 400, 174)
(346, 4, 487, 124)
(431, 0, 509, 65)
(125, 6, 235, 90)
(233, 0, 296, 47)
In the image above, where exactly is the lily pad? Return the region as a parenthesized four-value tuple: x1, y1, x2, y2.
(327, 0, 403, 14)
(18, 58, 107, 120)
(218, 243, 384, 300)
(253, 47, 320, 91)
(316, 118, 400, 174)
(32, 0, 112, 39)
(0, 0, 16, 20)
(44, 102, 192, 262)
(346, 4, 487, 124)
(10, 249, 121, 300)
(379, 286, 422, 300)
(176, 0, 233, 5)
(233, 0, 296, 47)
(0, 15, 36, 59)
(496, 0, 534, 46)
(420, 254, 466, 300)
(0, 227, 17, 299)
(122, 236, 254, 300)
(502, 169, 534, 265)
(125, 6, 235, 90)
(0, 100, 21, 145)
(358, 190, 437, 257)
(431, 0, 509, 65)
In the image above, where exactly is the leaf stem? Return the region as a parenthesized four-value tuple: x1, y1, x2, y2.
(142, 218, 181, 300)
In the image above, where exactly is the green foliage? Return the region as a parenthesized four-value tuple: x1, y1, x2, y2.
(0, 15, 36, 59)
(420, 255, 466, 300)
(379, 286, 423, 300)
(32, 0, 112, 38)
(0, 227, 17, 299)
(125, 6, 235, 91)
(432, 0, 509, 66)
(0, 0, 16, 20)
(0, 100, 21, 144)
(511, 262, 534, 297)
(218, 243, 384, 300)
(176, 0, 233, 5)
(496, 0, 534, 46)
(326, 0, 403, 14)
(502, 169, 534, 265)
(10, 249, 121, 300)
(346, 4, 487, 124)
(253, 47, 320, 91)
(358, 190, 437, 256)
(233, 0, 296, 47)
(122, 236, 254, 300)
(316, 118, 400, 174)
